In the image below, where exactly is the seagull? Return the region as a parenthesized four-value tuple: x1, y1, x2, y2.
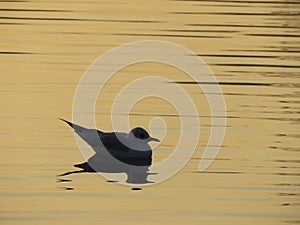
(59, 118, 160, 184)
(59, 118, 160, 160)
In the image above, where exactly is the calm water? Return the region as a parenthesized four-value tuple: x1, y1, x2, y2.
(1, 0, 300, 224)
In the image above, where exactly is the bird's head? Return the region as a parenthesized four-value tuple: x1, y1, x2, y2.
(129, 127, 160, 143)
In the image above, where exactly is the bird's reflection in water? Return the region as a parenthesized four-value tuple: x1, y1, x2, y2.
(58, 118, 159, 189)
(58, 151, 153, 185)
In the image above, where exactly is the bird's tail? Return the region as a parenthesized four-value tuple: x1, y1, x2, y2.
(59, 118, 85, 132)
(59, 118, 101, 148)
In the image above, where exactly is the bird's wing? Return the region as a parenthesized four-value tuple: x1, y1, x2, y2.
(99, 133, 152, 159)
(98, 132, 128, 151)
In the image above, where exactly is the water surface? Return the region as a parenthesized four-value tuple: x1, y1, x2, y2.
(1, 0, 299, 224)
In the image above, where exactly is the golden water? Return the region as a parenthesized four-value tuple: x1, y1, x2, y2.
(1, 0, 299, 224)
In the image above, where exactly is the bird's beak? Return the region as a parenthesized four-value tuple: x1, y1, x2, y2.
(149, 137, 160, 142)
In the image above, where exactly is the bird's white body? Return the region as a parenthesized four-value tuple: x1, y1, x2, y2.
(60, 118, 159, 157)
